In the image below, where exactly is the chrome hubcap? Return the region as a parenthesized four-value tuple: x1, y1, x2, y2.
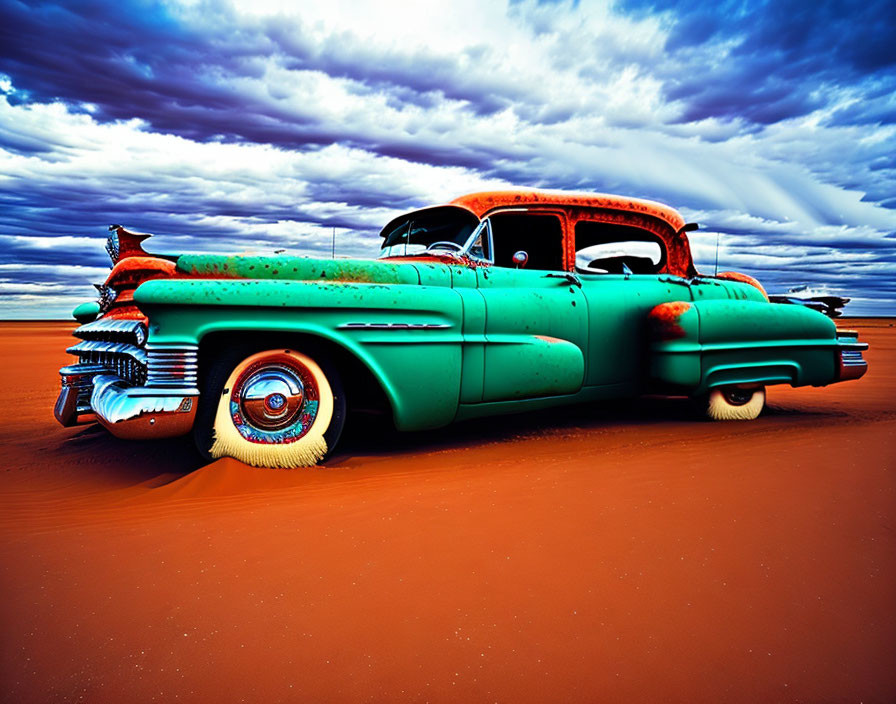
(239, 365, 305, 431)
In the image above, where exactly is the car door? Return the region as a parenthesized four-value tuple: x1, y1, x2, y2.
(573, 219, 693, 391)
(474, 211, 589, 403)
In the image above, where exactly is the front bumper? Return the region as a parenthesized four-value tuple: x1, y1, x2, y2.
(55, 328, 201, 439)
(55, 371, 199, 439)
(89, 375, 198, 439)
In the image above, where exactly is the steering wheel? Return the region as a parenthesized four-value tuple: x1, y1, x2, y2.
(425, 241, 465, 254)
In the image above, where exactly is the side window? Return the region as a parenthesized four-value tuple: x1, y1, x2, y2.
(490, 213, 564, 270)
(574, 221, 665, 274)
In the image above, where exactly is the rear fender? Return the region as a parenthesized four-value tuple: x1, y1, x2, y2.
(649, 299, 844, 394)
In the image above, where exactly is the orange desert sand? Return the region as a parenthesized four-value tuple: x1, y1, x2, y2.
(1, 320, 894, 703)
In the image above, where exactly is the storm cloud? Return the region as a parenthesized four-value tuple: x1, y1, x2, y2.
(0, 0, 894, 316)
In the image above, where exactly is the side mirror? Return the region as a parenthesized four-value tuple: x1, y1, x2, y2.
(676, 222, 699, 236)
(512, 250, 529, 269)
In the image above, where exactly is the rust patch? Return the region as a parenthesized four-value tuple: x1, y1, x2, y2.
(100, 256, 182, 320)
(648, 301, 692, 340)
(105, 256, 177, 288)
(327, 267, 377, 284)
(380, 254, 492, 269)
(715, 271, 769, 300)
(379, 190, 698, 277)
(99, 307, 147, 321)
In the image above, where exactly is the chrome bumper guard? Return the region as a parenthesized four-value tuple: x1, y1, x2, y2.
(90, 374, 199, 439)
(835, 330, 868, 382)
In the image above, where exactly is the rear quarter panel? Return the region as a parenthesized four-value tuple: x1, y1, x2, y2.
(649, 299, 840, 392)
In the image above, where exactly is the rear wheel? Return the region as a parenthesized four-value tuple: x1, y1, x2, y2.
(705, 384, 766, 421)
(195, 348, 346, 468)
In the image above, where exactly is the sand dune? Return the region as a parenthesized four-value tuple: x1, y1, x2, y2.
(1, 320, 894, 702)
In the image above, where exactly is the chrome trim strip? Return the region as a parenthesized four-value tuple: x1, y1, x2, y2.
(145, 344, 199, 351)
(337, 322, 452, 330)
(840, 350, 866, 364)
(144, 344, 199, 387)
(835, 331, 868, 381)
(75, 318, 147, 346)
(76, 318, 145, 337)
(59, 362, 107, 380)
(836, 331, 868, 351)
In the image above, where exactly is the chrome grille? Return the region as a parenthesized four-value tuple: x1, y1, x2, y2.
(67, 340, 147, 386)
(145, 345, 199, 388)
(63, 317, 149, 389)
(74, 318, 147, 346)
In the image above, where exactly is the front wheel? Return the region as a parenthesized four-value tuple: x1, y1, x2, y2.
(704, 385, 766, 421)
(196, 348, 346, 468)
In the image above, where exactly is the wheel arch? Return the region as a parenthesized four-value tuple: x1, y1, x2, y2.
(701, 361, 800, 393)
(197, 328, 397, 424)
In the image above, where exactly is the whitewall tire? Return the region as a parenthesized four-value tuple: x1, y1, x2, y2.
(705, 385, 766, 421)
(201, 348, 345, 468)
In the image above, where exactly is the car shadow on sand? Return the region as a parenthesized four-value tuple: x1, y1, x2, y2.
(59, 422, 201, 480)
(54, 395, 852, 480)
(333, 395, 850, 462)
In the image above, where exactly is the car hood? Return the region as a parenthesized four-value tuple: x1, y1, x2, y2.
(175, 253, 423, 285)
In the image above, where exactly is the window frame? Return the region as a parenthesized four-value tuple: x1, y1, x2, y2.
(483, 208, 568, 270)
(571, 217, 670, 275)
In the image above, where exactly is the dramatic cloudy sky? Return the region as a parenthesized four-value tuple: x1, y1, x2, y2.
(1, 0, 894, 317)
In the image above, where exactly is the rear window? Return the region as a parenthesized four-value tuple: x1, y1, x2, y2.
(574, 221, 666, 274)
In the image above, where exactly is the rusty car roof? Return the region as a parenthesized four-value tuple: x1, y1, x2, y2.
(379, 189, 688, 240)
(449, 190, 687, 231)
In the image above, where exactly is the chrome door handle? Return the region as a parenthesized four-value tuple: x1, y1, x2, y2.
(544, 272, 582, 288)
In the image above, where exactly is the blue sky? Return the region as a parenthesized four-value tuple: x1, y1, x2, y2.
(1, 0, 894, 317)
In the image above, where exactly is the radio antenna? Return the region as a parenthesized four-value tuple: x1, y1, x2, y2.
(714, 232, 720, 276)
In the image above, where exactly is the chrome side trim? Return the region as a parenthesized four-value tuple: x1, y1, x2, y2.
(337, 322, 452, 330)
(91, 374, 198, 439)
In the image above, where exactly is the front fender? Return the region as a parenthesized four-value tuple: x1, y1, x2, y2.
(133, 279, 465, 430)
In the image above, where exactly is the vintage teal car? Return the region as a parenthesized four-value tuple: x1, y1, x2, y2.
(54, 190, 868, 467)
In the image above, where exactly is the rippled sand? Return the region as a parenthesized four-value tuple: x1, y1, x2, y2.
(1, 320, 894, 702)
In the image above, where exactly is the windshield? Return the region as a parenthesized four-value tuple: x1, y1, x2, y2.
(380, 210, 477, 258)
